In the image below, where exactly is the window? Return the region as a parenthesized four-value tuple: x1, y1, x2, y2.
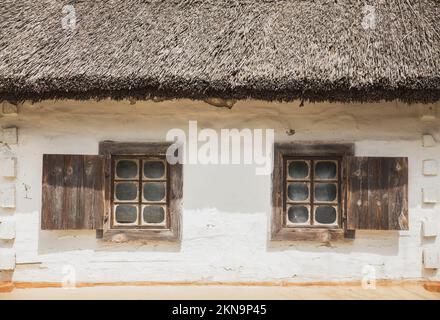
(40, 141, 182, 242)
(101, 141, 182, 241)
(112, 157, 168, 228)
(271, 143, 409, 241)
(285, 158, 340, 227)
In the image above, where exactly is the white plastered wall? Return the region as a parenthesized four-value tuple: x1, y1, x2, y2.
(0, 99, 439, 283)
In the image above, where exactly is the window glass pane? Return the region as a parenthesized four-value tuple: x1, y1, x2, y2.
(116, 160, 138, 179)
(315, 206, 337, 224)
(115, 182, 138, 201)
(143, 161, 165, 179)
(314, 183, 337, 202)
(115, 205, 137, 223)
(287, 183, 309, 201)
(143, 205, 165, 224)
(315, 161, 337, 180)
(288, 161, 309, 179)
(143, 182, 166, 202)
(287, 205, 309, 224)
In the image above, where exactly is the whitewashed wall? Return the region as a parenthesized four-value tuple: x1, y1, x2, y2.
(0, 99, 439, 283)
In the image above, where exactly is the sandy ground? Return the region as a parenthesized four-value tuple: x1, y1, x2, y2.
(1, 284, 439, 300)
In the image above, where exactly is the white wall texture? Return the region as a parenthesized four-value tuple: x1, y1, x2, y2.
(0, 99, 439, 283)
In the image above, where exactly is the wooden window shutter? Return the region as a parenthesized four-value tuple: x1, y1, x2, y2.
(346, 156, 408, 230)
(41, 154, 105, 230)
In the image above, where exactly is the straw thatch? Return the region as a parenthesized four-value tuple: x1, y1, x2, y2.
(1, 0, 439, 103)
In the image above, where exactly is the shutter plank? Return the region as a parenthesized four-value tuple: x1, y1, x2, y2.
(367, 158, 390, 229)
(346, 156, 408, 230)
(346, 156, 368, 230)
(388, 157, 408, 230)
(367, 158, 379, 229)
(41, 154, 104, 230)
(64, 156, 83, 229)
(42, 155, 65, 229)
(379, 158, 390, 229)
(83, 155, 104, 229)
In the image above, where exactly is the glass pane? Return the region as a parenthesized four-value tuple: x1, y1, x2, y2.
(143, 182, 166, 202)
(287, 205, 309, 224)
(143, 206, 165, 224)
(116, 160, 138, 179)
(115, 205, 137, 223)
(288, 161, 309, 180)
(287, 183, 309, 201)
(314, 183, 337, 202)
(115, 182, 138, 201)
(315, 161, 337, 180)
(315, 206, 337, 224)
(143, 161, 165, 179)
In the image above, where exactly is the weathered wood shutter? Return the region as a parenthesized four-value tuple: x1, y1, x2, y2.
(346, 156, 408, 230)
(41, 154, 105, 230)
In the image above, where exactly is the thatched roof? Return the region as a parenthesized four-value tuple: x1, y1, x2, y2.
(1, 0, 440, 103)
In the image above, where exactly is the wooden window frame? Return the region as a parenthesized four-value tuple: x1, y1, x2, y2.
(99, 141, 182, 241)
(271, 142, 354, 241)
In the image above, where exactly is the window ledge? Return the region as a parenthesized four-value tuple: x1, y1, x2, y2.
(271, 228, 353, 241)
(101, 229, 180, 242)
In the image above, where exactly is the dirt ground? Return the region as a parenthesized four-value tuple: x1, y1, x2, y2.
(1, 284, 439, 300)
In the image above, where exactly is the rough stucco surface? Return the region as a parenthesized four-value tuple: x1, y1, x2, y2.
(0, 99, 439, 283)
